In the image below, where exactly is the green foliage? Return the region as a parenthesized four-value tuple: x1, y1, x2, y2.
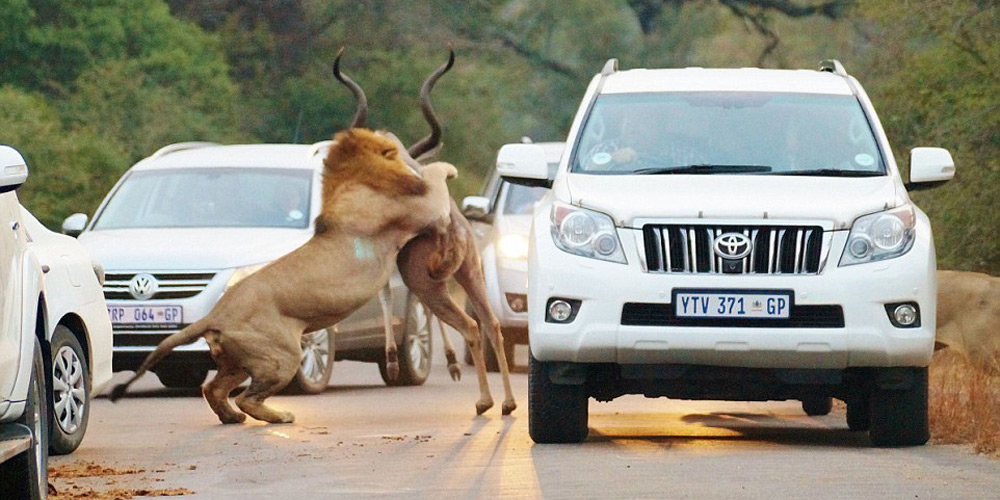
(0, 86, 128, 228)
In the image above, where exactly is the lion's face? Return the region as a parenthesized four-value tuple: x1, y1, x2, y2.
(322, 128, 428, 200)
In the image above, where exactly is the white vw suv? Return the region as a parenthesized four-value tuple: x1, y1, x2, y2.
(500, 60, 955, 445)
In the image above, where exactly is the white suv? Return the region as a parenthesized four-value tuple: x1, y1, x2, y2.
(0, 146, 49, 499)
(500, 60, 955, 445)
(66, 142, 433, 392)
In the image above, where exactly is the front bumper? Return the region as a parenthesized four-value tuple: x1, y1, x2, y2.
(528, 215, 937, 370)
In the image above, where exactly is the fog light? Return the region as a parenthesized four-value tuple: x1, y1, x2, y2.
(893, 304, 918, 326)
(548, 300, 573, 322)
(885, 302, 920, 328)
(505, 293, 528, 313)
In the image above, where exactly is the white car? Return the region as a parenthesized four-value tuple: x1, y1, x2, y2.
(501, 60, 955, 445)
(462, 141, 563, 370)
(66, 141, 433, 392)
(0, 146, 49, 499)
(21, 206, 112, 455)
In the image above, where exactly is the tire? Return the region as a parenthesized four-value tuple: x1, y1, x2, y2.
(869, 367, 929, 447)
(528, 352, 588, 444)
(380, 294, 432, 386)
(283, 328, 335, 395)
(49, 325, 91, 455)
(800, 396, 833, 416)
(846, 398, 871, 432)
(155, 366, 208, 389)
(0, 337, 49, 500)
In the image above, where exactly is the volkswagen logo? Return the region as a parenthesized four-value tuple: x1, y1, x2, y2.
(714, 233, 752, 259)
(129, 273, 159, 300)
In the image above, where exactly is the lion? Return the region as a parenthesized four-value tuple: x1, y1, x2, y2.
(108, 128, 457, 424)
(936, 269, 1000, 374)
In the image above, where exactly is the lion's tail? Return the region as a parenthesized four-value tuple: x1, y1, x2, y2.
(108, 319, 213, 402)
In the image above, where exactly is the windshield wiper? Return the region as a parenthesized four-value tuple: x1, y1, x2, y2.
(633, 164, 773, 175)
(770, 169, 884, 177)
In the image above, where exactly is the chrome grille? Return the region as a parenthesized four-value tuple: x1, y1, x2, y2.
(104, 272, 216, 300)
(642, 225, 825, 275)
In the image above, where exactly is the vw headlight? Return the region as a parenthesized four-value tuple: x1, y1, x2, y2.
(497, 234, 530, 260)
(550, 202, 626, 264)
(839, 205, 916, 266)
(225, 263, 268, 291)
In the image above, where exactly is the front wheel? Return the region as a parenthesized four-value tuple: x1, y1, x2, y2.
(0, 337, 49, 499)
(869, 367, 929, 447)
(283, 328, 335, 394)
(380, 294, 432, 386)
(800, 396, 833, 416)
(528, 353, 588, 444)
(49, 325, 91, 455)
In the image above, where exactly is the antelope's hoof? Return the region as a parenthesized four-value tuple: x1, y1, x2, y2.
(448, 363, 462, 381)
(219, 412, 247, 425)
(387, 362, 400, 381)
(502, 401, 517, 416)
(475, 400, 494, 415)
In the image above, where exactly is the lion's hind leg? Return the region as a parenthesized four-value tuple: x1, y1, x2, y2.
(203, 332, 250, 424)
(234, 345, 300, 424)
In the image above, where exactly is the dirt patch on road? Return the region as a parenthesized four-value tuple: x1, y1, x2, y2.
(48, 461, 194, 499)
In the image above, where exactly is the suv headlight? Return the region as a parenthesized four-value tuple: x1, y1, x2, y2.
(497, 234, 529, 260)
(550, 202, 626, 264)
(839, 205, 916, 266)
(225, 263, 267, 291)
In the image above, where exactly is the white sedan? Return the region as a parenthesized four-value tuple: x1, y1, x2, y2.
(20, 207, 112, 455)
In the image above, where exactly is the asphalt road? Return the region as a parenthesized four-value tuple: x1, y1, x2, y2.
(53, 340, 1000, 500)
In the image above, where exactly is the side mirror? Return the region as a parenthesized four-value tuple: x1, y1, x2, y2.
(0, 145, 29, 194)
(461, 196, 491, 222)
(496, 144, 551, 188)
(907, 147, 955, 191)
(62, 213, 89, 237)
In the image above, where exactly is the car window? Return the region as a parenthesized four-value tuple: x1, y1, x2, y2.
(572, 92, 885, 176)
(502, 182, 548, 215)
(92, 167, 313, 229)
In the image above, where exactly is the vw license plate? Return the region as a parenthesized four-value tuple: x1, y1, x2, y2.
(108, 305, 183, 326)
(674, 291, 790, 319)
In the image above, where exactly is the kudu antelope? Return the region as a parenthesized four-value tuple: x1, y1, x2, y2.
(107, 52, 457, 424)
(349, 50, 517, 415)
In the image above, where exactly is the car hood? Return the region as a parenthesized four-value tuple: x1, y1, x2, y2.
(78, 227, 312, 271)
(565, 174, 902, 229)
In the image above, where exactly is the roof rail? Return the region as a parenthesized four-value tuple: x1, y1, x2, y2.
(818, 59, 847, 77)
(148, 141, 220, 160)
(308, 140, 333, 158)
(601, 58, 619, 76)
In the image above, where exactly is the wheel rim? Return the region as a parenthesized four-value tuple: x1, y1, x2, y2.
(53, 345, 86, 434)
(407, 302, 431, 374)
(300, 329, 331, 384)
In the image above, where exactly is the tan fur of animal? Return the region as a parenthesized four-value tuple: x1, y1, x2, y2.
(108, 128, 457, 424)
(936, 270, 1000, 373)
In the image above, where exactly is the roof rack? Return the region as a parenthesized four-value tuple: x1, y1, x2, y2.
(818, 59, 847, 77)
(148, 142, 220, 160)
(601, 58, 619, 76)
(307, 140, 332, 158)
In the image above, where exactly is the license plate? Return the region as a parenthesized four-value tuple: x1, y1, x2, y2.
(108, 305, 183, 326)
(674, 290, 791, 319)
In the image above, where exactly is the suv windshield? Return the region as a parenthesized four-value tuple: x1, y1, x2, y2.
(93, 167, 313, 229)
(572, 92, 885, 176)
(502, 183, 548, 215)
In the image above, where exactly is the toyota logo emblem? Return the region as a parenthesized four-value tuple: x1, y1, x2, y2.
(714, 233, 752, 259)
(129, 273, 159, 300)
